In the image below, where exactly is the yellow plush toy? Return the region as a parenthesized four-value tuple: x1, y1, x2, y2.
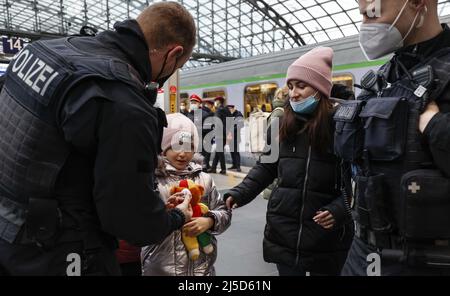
(170, 179, 214, 260)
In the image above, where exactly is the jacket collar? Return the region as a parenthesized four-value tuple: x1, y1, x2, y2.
(99, 19, 152, 83)
(156, 155, 204, 177)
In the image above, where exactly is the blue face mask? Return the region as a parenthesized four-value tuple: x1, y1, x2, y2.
(290, 93, 319, 115)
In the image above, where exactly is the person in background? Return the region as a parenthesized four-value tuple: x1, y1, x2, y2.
(203, 99, 215, 113)
(180, 101, 189, 116)
(227, 105, 244, 172)
(262, 86, 289, 200)
(142, 113, 231, 276)
(208, 96, 231, 175)
(187, 94, 202, 122)
(202, 100, 216, 172)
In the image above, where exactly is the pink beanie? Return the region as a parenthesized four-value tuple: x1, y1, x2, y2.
(161, 113, 199, 153)
(286, 47, 334, 97)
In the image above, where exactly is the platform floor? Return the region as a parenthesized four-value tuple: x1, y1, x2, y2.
(211, 169, 278, 276)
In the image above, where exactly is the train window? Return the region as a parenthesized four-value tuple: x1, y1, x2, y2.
(332, 74, 354, 91)
(203, 90, 226, 104)
(244, 83, 278, 118)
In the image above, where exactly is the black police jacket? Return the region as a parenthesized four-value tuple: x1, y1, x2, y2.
(0, 20, 183, 248)
(214, 105, 231, 140)
(231, 110, 244, 138)
(388, 24, 450, 177)
(225, 112, 353, 274)
(334, 24, 450, 245)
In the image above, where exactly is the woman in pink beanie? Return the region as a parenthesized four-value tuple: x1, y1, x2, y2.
(224, 47, 353, 276)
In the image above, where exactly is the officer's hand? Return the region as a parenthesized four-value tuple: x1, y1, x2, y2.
(225, 195, 238, 210)
(420, 101, 440, 133)
(313, 211, 335, 229)
(166, 192, 185, 209)
(176, 193, 193, 222)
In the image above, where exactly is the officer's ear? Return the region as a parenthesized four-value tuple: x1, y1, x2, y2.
(168, 46, 184, 60)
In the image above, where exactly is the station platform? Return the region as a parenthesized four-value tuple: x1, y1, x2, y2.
(208, 167, 278, 276)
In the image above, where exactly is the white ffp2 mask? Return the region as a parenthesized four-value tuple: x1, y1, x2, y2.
(359, 0, 427, 60)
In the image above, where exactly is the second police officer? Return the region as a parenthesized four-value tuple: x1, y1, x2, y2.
(337, 0, 450, 275)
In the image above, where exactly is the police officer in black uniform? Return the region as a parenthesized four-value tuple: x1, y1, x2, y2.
(208, 96, 231, 175)
(227, 105, 244, 172)
(336, 0, 450, 275)
(0, 2, 195, 276)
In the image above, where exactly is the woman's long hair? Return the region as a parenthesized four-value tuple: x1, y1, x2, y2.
(279, 93, 334, 152)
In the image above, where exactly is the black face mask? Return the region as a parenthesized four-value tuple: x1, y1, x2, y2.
(144, 49, 178, 105)
(154, 49, 179, 88)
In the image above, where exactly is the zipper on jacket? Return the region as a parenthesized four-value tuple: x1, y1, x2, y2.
(295, 145, 312, 268)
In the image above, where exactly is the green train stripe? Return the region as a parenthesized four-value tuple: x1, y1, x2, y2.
(180, 59, 388, 91)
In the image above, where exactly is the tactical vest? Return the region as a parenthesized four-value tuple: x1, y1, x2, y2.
(0, 37, 154, 248)
(334, 48, 450, 251)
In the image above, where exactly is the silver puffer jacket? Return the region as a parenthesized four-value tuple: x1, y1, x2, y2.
(141, 155, 231, 276)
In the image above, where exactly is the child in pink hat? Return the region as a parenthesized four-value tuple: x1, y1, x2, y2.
(141, 113, 231, 276)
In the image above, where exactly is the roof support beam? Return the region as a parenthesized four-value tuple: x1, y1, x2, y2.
(243, 0, 305, 46)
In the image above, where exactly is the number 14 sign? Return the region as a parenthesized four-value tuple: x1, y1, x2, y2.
(2, 37, 25, 55)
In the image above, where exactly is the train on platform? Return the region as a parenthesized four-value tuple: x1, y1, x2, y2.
(179, 15, 450, 118)
(180, 34, 380, 118)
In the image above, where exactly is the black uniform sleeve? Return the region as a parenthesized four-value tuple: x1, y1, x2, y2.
(321, 161, 353, 229)
(59, 80, 182, 246)
(321, 196, 350, 229)
(423, 112, 450, 177)
(224, 160, 278, 207)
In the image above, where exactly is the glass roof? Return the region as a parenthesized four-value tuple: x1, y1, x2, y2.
(1, 0, 450, 69)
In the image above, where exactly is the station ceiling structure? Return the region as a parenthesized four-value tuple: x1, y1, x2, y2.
(1, 0, 450, 69)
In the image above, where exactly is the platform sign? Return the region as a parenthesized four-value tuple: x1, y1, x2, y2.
(164, 70, 179, 114)
(170, 93, 177, 113)
(2, 37, 25, 54)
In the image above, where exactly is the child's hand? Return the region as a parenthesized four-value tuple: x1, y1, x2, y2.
(183, 217, 214, 237)
(313, 211, 335, 229)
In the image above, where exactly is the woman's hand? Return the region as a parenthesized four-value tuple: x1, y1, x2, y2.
(183, 217, 214, 237)
(225, 196, 238, 210)
(313, 211, 335, 230)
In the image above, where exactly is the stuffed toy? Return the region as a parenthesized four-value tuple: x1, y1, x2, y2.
(170, 179, 214, 260)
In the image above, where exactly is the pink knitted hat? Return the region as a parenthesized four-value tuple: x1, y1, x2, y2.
(286, 47, 334, 97)
(161, 113, 199, 153)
